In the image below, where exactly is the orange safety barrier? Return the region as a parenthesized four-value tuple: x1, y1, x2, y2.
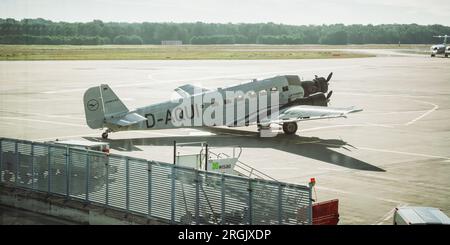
(312, 199, 339, 225)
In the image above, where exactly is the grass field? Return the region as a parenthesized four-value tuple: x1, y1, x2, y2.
(0, 45, 379, 60)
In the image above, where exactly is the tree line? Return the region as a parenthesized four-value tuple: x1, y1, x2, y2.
(1, 18, 449, 45)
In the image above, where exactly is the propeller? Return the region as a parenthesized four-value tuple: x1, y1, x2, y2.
(326, 72, 333, 82)
(326, 90, 333, 100)
(326, 90, 333, 106)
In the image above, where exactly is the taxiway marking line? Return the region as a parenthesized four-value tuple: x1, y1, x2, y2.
(337, 92, 439, 126)
(310, 141, 450, 161)
(404, 100, 439, 125)
(139, 131, 185, 137)
(300, 123, 386, 133)
(41, 65, 361, 94)
(357, 146, 450, 161)
(0, 116, 86, 127)
(33, 133, 100, 141)
(374, 203, 408, 225)
(339, 92, 432, 99)
(316, 186, 405, 204)
(0, 110, 85, 121)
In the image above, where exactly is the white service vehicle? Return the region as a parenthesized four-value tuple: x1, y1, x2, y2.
(393, 206, 450, 225)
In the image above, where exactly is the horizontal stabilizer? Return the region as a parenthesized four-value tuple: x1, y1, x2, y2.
(108, 112, 147, 127)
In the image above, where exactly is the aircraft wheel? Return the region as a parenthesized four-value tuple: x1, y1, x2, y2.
(431, 54, 435, 57)
(282, 122, 298, 135)
(101, 132, 108, 139)
(445, 54, 449, 58)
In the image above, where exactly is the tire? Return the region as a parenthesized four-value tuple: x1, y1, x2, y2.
(445, 54, 449, 58)
(282, 122, 298, 135)
(431, 54, 435, 57)
(101, 132, 108, 139)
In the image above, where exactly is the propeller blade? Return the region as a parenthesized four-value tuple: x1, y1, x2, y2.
(326, 90, 333, 100)
(326, 72, 333, 82)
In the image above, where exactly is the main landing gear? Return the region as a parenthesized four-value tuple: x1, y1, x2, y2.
(257, 122, 298, 135)
(282, 122, 298, 135)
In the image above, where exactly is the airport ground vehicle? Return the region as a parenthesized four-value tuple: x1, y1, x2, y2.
(430, 35, 449, 58)
(393, 207, 450, 225)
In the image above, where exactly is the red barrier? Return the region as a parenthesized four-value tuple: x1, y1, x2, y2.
(312, 199, 339, 225)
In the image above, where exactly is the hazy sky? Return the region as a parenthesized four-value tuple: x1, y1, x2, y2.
(1, 0, 450, 25)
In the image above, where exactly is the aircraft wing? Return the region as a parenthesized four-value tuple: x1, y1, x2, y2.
(107, 112, 147, 127)
(175, 84, 210, 97)
(262, 105, 362, 124)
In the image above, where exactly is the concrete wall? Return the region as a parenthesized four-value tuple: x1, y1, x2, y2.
(0, 185, 168, 225)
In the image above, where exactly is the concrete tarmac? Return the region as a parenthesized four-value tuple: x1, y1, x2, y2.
(1, 51, 449, 224)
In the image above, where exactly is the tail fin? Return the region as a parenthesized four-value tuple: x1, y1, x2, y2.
(83, 84, 129, 129)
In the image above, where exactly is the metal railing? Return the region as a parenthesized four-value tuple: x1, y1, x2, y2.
(0, 137, 312, 225)
(208, 150, 278, 182)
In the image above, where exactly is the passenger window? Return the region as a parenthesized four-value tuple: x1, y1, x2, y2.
(282, 86, 289, 92)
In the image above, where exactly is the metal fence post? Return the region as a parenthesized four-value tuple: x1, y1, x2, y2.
(126, 157, 130, 212)
(205, 144, 208, 171)
(195, 170, 200, 225)
(278, 183, 283, 225)
(105, 157, 109, 206)
(85, 151, 90, 202)
(147, 162, 152, 218)
(0, 139, 2, 181)
(171, 165, 175, 223)
(248, 179, 253, 225)
(173, 141, 176, 165)
(221, 174, 225, 225)
(47, 145, 51, 193)
(308, 186, 313, 225)
(31, 143, 34, 190)
(66, 147, 70, 199)
(15, 142, 19, 186)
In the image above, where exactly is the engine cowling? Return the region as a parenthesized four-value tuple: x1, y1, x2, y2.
(286, 92, 328, 107)
(301, 76, 329, 97)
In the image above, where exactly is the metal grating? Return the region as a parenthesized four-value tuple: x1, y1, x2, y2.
(150, 163, 172, 221)
(107, 156, 126, 209)
(173, 168, 197, 224)
(32, 144, 49, 192)
(88, 152, 107, 204)
(128, 159, 148, 214)
(282, 184, 311, 224)
(198, 173, 222, 224)
(1, 140, 17, 184)
(49, 146, 67, 195)
(251, 180, 279, 224)
(68, 148, 87, 200)
(17, 143, 32, 188)
(223, 175, 250, 224)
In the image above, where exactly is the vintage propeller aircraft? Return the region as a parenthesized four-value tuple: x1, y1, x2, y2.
(430, 35, 450, 57)
(84, 73, 362, 139)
